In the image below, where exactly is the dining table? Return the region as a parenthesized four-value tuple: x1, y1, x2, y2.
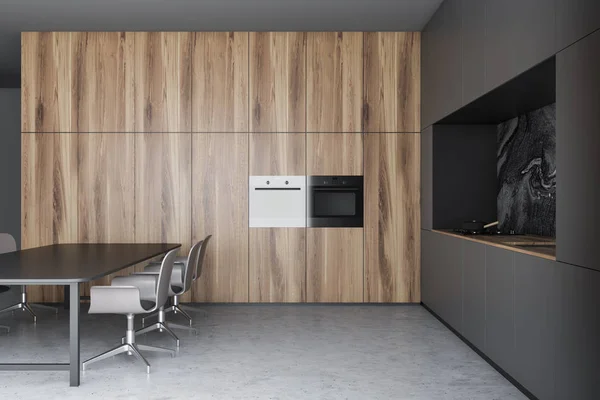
(0, 243, 181, 386)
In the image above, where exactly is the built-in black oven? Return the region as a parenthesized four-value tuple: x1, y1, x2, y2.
(307, 176, 363, 227)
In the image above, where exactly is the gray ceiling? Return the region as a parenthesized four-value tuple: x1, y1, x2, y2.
(0, 0, 443, 84)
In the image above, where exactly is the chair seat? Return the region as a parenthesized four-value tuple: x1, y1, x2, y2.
(88, 286, 154, 315)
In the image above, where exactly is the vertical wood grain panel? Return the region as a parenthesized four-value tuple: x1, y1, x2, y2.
(250, 133, 305, 175)
(364, 32, 420, 133)
(249, 32, 306, 132)
(307, 32, 362, 132)
(21, 32, 72, 132)
(71, 32, 134, 132)
(134, 32, 192, 132)
(306, 132, 363, 175)
(192, 32, 249, 132)
(135, 132, 191, 259)
(22, 133, 78, 302)
(307, 228, 363, 302)
(249, 228, 306, 302)
(78, 134, 135, 294)
(364, 133, 421, 303)
(192, 133, 248, 302)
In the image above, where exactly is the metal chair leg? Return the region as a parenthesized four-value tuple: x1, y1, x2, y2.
(134, 322, 180, 347)
(141, 310, 160, 326)
(82, 344, 129, 371)
(167, 322, 197, 334)
(0, 303, 22, 317)
(173, 306, 193, 326)
(127, 345, 152, 374)
(136, 344, 176, 357)
(22, 304, 37, 323)
(30, 303, 59, 314)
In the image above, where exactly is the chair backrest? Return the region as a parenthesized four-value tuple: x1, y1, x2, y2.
(182, 240, 203, 292)
(155, 248, 178, 307)
(0, 233, 16, 254)
(193, 235, 212, 282)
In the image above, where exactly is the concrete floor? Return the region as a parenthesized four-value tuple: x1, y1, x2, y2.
(0, 304, 526, 400)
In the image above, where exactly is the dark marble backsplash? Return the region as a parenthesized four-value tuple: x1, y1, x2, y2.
(497, 103, 556, 237)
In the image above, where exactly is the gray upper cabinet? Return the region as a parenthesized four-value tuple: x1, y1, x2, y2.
(461, 240, 486, 350)
(556, 29, 600, 272)
(461, 0, 486, 105)
(485, 246, 515, 376)
(513, 254, 558, 400)
(556, 0, 600, 51)
(421, 0, 462, 128)
(554, 263, 600, 400)
(485, 0, 555, 92)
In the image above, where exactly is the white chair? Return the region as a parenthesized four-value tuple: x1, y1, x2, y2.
(82, 248, 178, 373)
(0, 233, 57, 323)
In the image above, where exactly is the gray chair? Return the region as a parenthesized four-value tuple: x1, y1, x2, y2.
(120, 239, 203, 345)
(143, 235, 212, 326)
(0, 233, 57, 323)
(82, 248, 178, 374)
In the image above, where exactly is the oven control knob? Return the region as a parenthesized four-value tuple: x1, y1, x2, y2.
(285, 181, 289, 185)
(266, 181, 270, 185)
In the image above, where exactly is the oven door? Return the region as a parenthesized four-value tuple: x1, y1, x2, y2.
(308, 187, 363, 227)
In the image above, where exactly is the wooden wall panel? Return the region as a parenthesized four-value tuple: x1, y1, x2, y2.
(192, 32, 249, 132)
(250, 133, 305, 175)
(78, 134, 135, 294)
(134, 32, 192, 132)
(249, 32, 306, 132)
(71, 32, 134, 132)
(307, 32, 363, 132)
(134, 133, 191, 258)
(307, 228, 363, 302)
(22, 133, 78, 302)
(191, 133, 248, 302)
(22, 32, 72, 132)
(364, 133, 421, 303)
(364, 32, 421, 133)
(307, 133, 363, 175)
(249, 228, 306, 302)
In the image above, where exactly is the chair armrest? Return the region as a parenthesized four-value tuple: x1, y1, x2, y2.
(88, 286, 148, 314)
(111, 274, 157, 301)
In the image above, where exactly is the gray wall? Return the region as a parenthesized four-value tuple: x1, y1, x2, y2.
(0, 88, 21, 308)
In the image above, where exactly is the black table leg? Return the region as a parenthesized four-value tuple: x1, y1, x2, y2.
(69, 283, 80, 387)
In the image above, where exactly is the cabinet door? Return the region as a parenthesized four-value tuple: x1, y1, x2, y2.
(22, 133, 78, 302)
(307, 228, 363, 302)
(21, 33, 72, 132)
(556, 30, 600, 272)
(134, 32, 192, 132)
(192, 133, 248, 302)
(554, 263, 600, 400)
(192, 32, 248, 132)
(420, 230, 438, 311)
(485, 0, 555, 92)
(421, 0, 462, 128)
(307, 32, 362, 133)
(461, 0, 485, 105)
(420, 127, 433, 230)
(513, 254, 558, 400)
(249, 32, 306, 133)
(485, 246, 515, 375)
(364, 32, 420, 132)
(462, 240, 485, 350)
(556, 0, 600, 51)
(433, 232, 463, 331)
(306, 133, 362, 175)
(364, 133, 420, 303)
(249, 133, 305, 176)
(249, 228, 305, 302)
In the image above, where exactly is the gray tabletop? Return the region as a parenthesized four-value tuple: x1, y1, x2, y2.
(0, 243, 181, 284)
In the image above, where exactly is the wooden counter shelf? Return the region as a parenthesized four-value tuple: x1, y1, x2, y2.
(432, 230, 556, 261)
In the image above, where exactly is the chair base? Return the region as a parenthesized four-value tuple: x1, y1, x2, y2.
(83, 314, 175, 373)
(0, 287, 58, 323)
(142, 299, 196, 328)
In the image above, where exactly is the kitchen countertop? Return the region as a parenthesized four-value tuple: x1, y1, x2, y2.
(432, 230, 556, 260)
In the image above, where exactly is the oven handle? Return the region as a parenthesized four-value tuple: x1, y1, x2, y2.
(311, 187, 360, 191)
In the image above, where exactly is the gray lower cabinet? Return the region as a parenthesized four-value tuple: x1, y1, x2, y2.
(421, 230, 438, 312)
(554, 263, 600, 400)
(556, 0, 600, 51)
(513, 254, 558, 400)
(484, 246, 515, 376)
(556, 29, 600, 272)
(461, 240, 486, 351)
(485, 0, 555, 92)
